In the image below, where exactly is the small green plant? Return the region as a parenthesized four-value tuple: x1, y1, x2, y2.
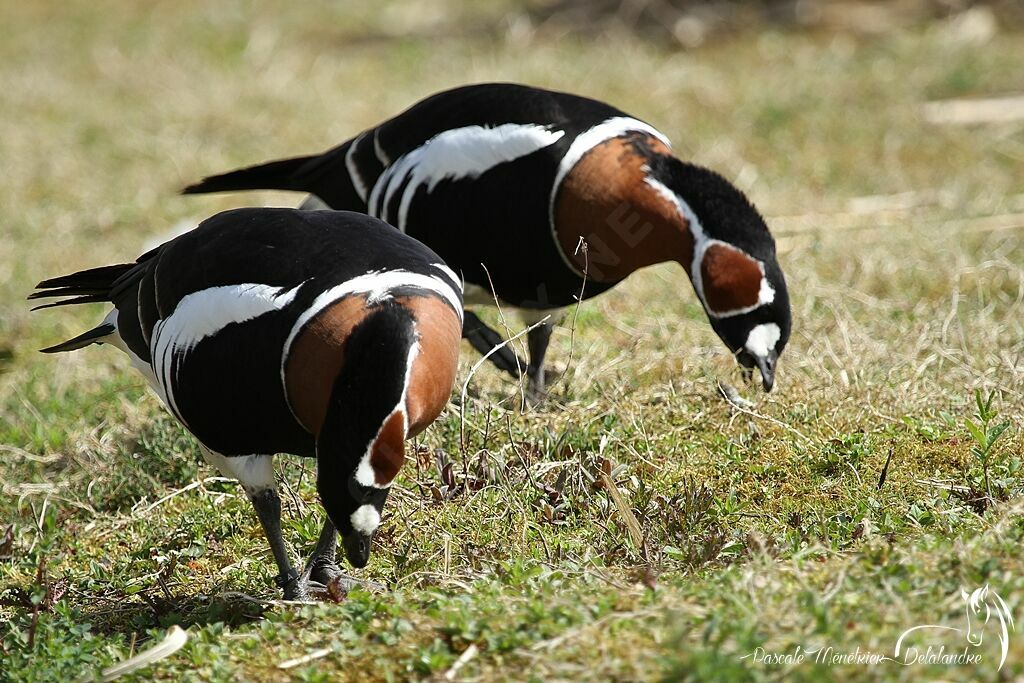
(811, 432, 870, 478)
(965, 390, 1012, 502)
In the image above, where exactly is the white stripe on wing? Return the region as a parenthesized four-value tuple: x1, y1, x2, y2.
(150, 283, 301, 421)
(368, 123, 565, 231)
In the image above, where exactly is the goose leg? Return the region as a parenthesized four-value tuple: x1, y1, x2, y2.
(304, 519, 385, 594)
(526, 319, 554, 398)
(198, 448, 319, 599)
(305, 518, 342, 585)
(249, 487, 312, 600)
(462, 310, 527, 377)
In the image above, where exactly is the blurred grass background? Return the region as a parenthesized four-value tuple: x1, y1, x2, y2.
(1, 1, 1023, 680)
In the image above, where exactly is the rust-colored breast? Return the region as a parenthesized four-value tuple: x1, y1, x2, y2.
(700, 243, 763, 314)
(396, 296, 462, 438)
(553, 135, 694, 281)
(283, 296, 370, 434)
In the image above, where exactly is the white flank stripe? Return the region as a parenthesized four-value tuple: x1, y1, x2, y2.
(549, 117, 672, 275)
(199, 447, 275, 494)
(150, 283, 301, 422)
(138, 278, 152, 348)
(101, 308, 162, 395)
(345, 133, 370, 202)
(368, 123, 565, 231)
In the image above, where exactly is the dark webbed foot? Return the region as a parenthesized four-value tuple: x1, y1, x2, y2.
(251, 492, 385, 600)
(301, 518, 386, 597)
(276, 556, 382, 600)
(306, 558, 385, 594)
(276, 568, 323, 601)
(307, 557, 348, 586)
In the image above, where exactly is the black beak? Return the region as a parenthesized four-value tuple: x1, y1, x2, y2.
(342, 532, 373, 568)
(754, 350, 777, 392)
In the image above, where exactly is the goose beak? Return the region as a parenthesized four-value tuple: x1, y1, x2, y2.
(754, 350, 777, 393)
(342, 531, 373, 568)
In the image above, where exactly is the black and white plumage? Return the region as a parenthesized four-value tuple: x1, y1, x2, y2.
(32, 208, 464, 599)
(184, 82, 792, 393)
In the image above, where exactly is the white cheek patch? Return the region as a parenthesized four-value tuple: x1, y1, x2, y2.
(744, 323, 781, 358)
(757, 275, 776, 307)
(353, 408, 407, 489)
(353, 455, 379, 489)
(350, 504, 381, 535)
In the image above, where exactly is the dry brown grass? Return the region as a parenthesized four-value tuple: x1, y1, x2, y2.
(1, 1, 1023, 680)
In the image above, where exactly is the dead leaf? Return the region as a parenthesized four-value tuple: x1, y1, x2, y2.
(600, 472, 645, 555)
(639, 566, 659, 591)
(325, 576, 348, 603)
(440, 462, 456, 490)
(0, 525, 13, 560)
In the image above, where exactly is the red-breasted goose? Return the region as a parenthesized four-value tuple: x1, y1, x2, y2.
(32, 208, 463, 599)
(184, 83, 791, 395)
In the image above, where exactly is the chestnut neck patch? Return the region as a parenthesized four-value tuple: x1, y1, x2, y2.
(699, 243, 766, 316)
(369, 409, 406, 486)
(350, 295, 461, 489)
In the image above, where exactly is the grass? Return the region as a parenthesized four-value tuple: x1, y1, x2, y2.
(1, 1, 1023, 680)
